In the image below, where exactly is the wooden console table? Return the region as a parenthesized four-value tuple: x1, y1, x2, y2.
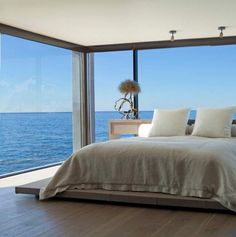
(109, 119, 151, 139)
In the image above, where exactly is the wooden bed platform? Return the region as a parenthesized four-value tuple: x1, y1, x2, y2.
(15, 178, 227, 211)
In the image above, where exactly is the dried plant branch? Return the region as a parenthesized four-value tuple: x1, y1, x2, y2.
(118, 80, 141, 95)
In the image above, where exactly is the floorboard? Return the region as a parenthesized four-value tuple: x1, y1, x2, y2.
(1, 187, 236, 237)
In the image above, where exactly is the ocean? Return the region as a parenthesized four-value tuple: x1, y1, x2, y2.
(0, 111, 235, 175)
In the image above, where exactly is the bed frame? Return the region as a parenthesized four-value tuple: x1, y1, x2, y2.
(15, 178, 227, 210)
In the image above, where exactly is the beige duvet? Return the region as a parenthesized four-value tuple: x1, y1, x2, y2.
(40, 136, 236, 211)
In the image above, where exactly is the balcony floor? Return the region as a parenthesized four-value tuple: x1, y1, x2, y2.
(1, 168, 236, 237)
(0, 165, 60, 188)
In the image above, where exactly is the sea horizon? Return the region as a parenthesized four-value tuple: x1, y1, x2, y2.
(0, 110, 236, 175)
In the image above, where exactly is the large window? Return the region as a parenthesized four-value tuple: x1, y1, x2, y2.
(0, 35, 72, 175)
(2, 35, 236, 175)
(94, 51, 133, 142)
(138, 45, 236, 120)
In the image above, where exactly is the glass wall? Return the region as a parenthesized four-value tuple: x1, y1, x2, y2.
(0, 34, 72, 175)
(94, 51, 133, 142)
(2, 35, 236, 175)
(138, 45, 236, 120)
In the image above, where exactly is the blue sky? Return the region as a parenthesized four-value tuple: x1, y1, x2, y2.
(0, 35, 72, 112)
(95, 46, 236, 111)
(1, 34, 236, 112)
(138, 46, 236, 110)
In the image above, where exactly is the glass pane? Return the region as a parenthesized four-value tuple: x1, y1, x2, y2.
(0, 35, 72, 175)
(94, 51, 133, 142)
(138, 46, 236, 120)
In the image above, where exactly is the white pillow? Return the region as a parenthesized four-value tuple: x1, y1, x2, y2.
(192, 107, 236, 138)
(148, 108, 190, 137)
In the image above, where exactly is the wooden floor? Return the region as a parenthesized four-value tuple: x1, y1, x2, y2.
(1, 187, 236, 237)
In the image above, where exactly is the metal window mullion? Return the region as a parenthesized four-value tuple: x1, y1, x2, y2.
(86, 53, 95, 144)
(80, 52, 88, 146)
(133, 50, 139, 119)
(72, 51, 82, 151)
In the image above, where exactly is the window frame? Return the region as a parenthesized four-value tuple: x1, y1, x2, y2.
(2, 23, 236, 176)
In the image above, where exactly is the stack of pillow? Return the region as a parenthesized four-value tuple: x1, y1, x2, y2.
(139, 107, 236, 138)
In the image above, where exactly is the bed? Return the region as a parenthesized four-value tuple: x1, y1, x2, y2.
(16, 121, 236, 212)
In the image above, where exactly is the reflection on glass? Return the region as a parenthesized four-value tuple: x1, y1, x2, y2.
(0, 35, 72, 175)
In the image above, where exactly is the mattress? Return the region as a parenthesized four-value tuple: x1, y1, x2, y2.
(40, 136, 236, 211)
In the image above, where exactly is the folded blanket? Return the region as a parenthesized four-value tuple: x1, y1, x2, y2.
(40, 136, 236, 211)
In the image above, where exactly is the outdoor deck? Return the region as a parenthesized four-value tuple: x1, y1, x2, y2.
(0, 165, 60, 188)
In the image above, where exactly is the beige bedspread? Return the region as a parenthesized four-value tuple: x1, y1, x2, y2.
(40, 136, 236, 211)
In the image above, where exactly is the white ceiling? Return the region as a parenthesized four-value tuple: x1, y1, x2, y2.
(0, 0, 236, 46)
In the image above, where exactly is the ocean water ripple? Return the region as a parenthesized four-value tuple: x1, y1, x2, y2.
(0, 111, 234, 175)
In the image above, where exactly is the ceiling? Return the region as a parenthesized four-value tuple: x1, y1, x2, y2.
(0, 0, 236, 46)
